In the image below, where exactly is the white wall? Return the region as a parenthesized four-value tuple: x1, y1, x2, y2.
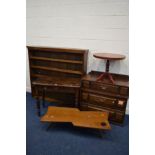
(26, 0, 129, 113)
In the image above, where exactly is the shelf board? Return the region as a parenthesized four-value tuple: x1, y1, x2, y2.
(30, 56, 83, 64)
(31, 65, 83, 75)
(33, 96, 63, 103)
(31, 74, 49, 79)
(27, 46, 88, 54)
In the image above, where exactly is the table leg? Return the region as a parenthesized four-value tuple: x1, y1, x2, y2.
(96, 73, 105, 81)
(99, 129, 104, 138)
(108, 73, 115, 84)
(106, 60, 110, 72)
(96, 59, 115, 84)
(46, 123, 53, 131)
(42, 87, 46, 108)
(75, 89, 79, 108)
(36, 96, 41, 116)
(36, 88, 41, 116)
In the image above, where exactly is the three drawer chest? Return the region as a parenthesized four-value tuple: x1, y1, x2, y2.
(80, 71, 129, 124)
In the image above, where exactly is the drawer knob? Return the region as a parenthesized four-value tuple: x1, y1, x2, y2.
(118, 100, 124, 106)
(101, 86, 107, 90)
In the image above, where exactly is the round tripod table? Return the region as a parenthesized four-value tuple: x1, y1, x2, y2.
(93, 53, 126, 84)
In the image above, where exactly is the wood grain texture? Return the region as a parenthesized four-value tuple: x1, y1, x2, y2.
(41, 106, 111, 130)
(80, 71, 129, 124)
(27, 46, 88, 109)
(93, 53, 126, 60)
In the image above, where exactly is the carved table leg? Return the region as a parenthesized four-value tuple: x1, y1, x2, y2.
(108, 73, 115, 84)
(96, 59, 115, 84)
(96, 73, 105, 81)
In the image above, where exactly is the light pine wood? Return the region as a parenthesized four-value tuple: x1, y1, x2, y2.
(41, 106, 111, 130)
(93, 53, 126, 60)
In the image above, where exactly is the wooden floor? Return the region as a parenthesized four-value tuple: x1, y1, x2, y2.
(41, 106, 111, 130)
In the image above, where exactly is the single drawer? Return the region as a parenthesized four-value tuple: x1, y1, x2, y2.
(82, 81, 90, 88)
(89, 94, 117, 108)
(81, 92, 89, 102)
(120, 87, 129, 96)
(115, 112, 125, 123)
(90, 82, 119, 94)
(117, 99, 126, 109)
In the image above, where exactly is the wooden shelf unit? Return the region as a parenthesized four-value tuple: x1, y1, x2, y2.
(27, 46, 88, 107)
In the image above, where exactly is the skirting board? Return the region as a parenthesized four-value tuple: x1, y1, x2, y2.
(26, 86, 31, 93)
(26, 86, 129, 114)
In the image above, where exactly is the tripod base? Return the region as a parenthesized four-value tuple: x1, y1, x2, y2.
(96, 72, 115, 84)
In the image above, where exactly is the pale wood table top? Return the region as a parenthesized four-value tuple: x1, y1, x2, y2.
(41, 106, 111, 130)
(93, 53, 126, 60)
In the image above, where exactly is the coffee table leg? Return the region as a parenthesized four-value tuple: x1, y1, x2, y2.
(46, 123, 53, 131)
(99, 129, 104, 138)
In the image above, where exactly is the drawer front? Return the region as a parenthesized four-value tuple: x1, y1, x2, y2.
(80, 104, 125, 124)
(117, 99, 126, 109)
(81, 92, 127, 110)
(120, 87, 129, 96)
(89, 94, 117, 108)
(90, 82, 119, 94)
(81, 92, 89, 102)
(81, 91, 127, 110)
(82, 81, 90, 88)
(82, 80, 129, 98)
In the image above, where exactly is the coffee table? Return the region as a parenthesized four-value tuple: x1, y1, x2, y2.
(41, 106, 111, 130)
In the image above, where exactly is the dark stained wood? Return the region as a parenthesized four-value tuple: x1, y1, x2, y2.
(41, 106, 111, 130)
(27, 46, 88, 113)
(27, 46, 89, 54)
(93, 53, 126, 83)
(80, 71, 129, 124)
(33, 96, 63, 104)
(30, 56, 83, 64)
(31, 65, 83, 75)
(32, 76, 81, 88)
(82, 71, 129, 87)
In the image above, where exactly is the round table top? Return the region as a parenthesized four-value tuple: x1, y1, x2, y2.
(93, 53, 126, 60)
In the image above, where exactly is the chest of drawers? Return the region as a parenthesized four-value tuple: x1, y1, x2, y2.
(80, 71, 129, 124)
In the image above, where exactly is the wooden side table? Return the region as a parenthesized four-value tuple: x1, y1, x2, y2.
(93, 53, 126, 84)
(32, 76, 81, 116)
